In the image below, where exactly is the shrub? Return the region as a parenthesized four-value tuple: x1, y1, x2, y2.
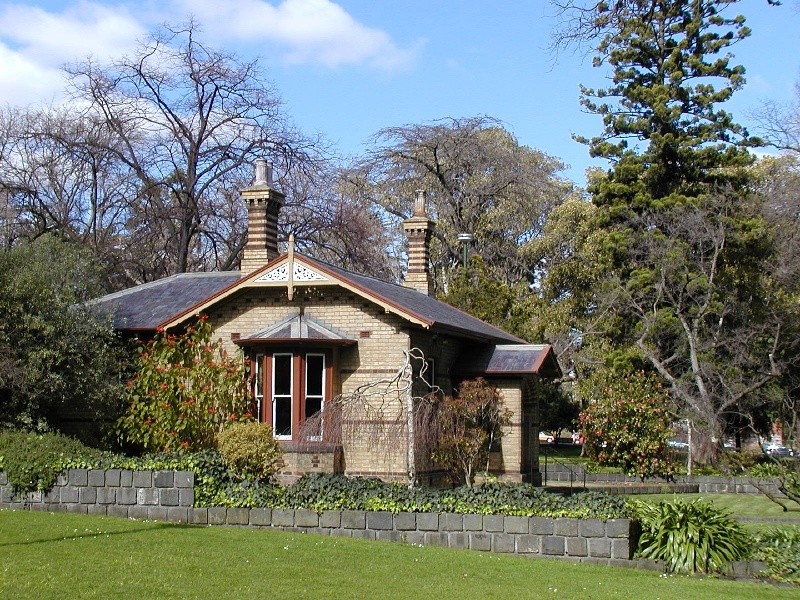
(631, 498, 750, 574)
(578, 369, 677, 480)
(753, 527, 800, 584)
(216, 422, 283, 482)
(116, 316, 253, 452)
(0, 429, 109, 493)
(431, 378, 511, 487)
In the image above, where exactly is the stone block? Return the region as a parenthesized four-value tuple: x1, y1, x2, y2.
(424, 532, 449, 547)
(394, 512, 416, 531)
(554, 518, 578, 537)
(249, 508, 272, 526)
(605, 519, 632, 538)
(448, 532, 468, 549)
(132, 471, 152, 488)
(120, 470, 134, 487)
(56, 473, 68, 487)
(129, 505, 149, 520)
(542, 536, 566, 556)
(179, 489, 194, 507)
(117, 488, 137, 505)
(469, 533, 492, 552)
(376, 530, 402, 543)
(272, 508, 296, 527)
(441, 513, 463, 531)
(154, 471, 174, 488)
(208, 507, 227, 525)
(296, 509, 320, 528)
(88, 470, 106, 487)
(167, 507, 189, 523)
(341, 510, 366, 530)
(366, 511, 393, 530)
(107, 505, 129, 519)
(320, 510, 340, 528)
(404, 531, 425, 546)
(87, 504, 107, 516)
(566, 537, 588, 557)
(68, 469, 88, 487)
(483, 514, 504, 532)
(587, 537, 611, 559)
(137, 489, 159, 506)
(189, 508, 209, 525)
(226, 508, 250, 525)
(65, 503, 87, 514)
(331, 528, 353, 538)
(79, 487, 97, 504)
(416, 513, 439, 531)
(492, 533, 516, 554)
(0, 472, 6, 485)
(148, 506, 169, 521)
(174, 471, 194, 488)
(578, 519, 605, 538)
(529, 517, 553, 535)
(504, 516, 528, 534)
(516, 535, 541, 554)
(160, 489, 179, 507)
(611, 538, 632, 560)
(96, 488, 116, 505)
(463, 514, 483, 531)
(105, 469, 121, 487)
(351, 529, 375, 540)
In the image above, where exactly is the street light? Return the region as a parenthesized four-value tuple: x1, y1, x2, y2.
(457, 232, 474, 268)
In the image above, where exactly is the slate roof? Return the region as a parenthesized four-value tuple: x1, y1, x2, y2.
(236, 311, 356, 345)
(88, 272, 240, 330)
(303, 256, 523, 344)
(454, 344, 562, 377)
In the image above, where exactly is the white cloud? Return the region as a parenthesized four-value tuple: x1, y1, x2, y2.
(172, 0, 421, 70)
(0, 1, 146, 105)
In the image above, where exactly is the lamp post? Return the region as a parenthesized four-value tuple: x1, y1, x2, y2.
(457, 232, 474, 268)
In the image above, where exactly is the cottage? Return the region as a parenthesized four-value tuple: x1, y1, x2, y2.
(92, 160, 560, 485)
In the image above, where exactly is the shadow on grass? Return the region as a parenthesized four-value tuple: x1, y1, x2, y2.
(0, 518, 189, 548)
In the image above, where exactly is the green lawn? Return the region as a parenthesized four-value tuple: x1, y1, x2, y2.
(1, 509, 796, 599)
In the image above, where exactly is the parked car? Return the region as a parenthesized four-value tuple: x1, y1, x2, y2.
(571, 431, 582, 445)
(762, 443, 793, 458)
(538, 432, 555, 444)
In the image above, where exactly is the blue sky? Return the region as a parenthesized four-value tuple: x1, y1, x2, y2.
(0, 0, 798, 186)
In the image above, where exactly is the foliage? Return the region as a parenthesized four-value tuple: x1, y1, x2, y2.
(216, 422, 283, 482)
(0, 430, 110, 493)
(348, 116, 572, 291)
(0, 235, 125, 437)
(753, 526, 800, 584)
(431, 378, 512, 487)
(631, 498, 751, 574)
(116, 316, 253, 452)
(749, 458, 800, 510)
(578, 370, 677, 480)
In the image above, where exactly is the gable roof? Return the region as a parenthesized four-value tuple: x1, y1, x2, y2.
(90, 252, 524, 345)
(236, 311, 356, 346)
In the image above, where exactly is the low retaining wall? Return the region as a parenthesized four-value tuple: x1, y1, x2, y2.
(0, 469, 195, 521)
(0, 469, 635, 565)
(542, 463, 783, 495)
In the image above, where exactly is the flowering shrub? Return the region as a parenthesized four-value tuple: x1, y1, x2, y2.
(116, 316, 253, 452)
(578, 369, 677, 480)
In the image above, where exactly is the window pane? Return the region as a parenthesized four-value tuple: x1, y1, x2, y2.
(306, 354, 324, 397)
(274, 354, 292, 395)
(274, 396, 292, 436)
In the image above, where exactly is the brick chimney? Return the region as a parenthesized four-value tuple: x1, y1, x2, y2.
(240, 159, 285, 277)
(402, 190, 435, 295)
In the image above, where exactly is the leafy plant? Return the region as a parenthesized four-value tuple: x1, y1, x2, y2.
(0, 429, 110, 493)
(752, 527, 800, 584)
(578, 369, 677, 480)
(631, 498, 750, 574)
(216, 422, 283, 482)
(116, 316, 253, 452)
(431, 378, 511, 487)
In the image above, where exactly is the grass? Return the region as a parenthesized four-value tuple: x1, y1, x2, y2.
(1, 509, 796, 599)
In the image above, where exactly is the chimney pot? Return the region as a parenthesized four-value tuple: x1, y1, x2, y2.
(254, 158, 273, 186)
(413, 190, 427, 217)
